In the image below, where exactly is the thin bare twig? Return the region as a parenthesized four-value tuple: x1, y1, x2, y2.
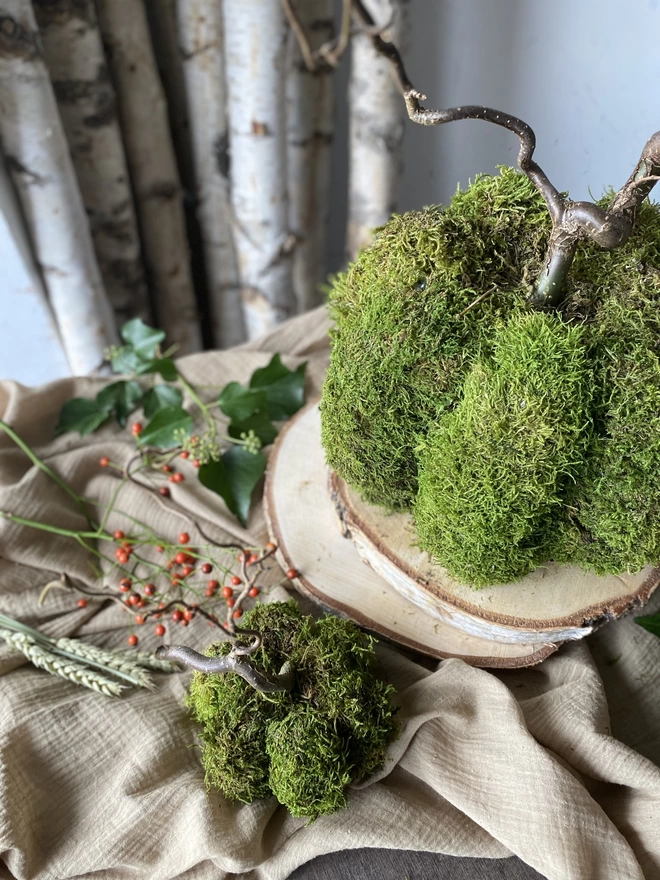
(317, 0, 351, 67)
(281, 0, 317, 71)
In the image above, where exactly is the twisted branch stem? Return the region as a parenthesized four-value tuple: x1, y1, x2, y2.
(348, 0, 660, 306)
(155, 644, 294, 693)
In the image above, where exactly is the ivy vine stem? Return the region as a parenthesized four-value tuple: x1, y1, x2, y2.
(0, 419, 95, 527)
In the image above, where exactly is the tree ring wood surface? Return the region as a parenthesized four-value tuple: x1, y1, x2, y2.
(331, 468, 660, 645)
(264, 402, 563, 668)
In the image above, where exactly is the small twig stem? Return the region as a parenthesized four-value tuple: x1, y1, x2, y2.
(155, 644, 294, 693)
(281, 0, 317, 71)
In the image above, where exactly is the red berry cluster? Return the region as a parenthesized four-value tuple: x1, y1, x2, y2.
(92, 455, 295, 646)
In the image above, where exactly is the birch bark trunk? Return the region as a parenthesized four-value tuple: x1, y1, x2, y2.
(33, 0, 150, 328)
(0, 1, 117, 375)
(95, 0, 202, 354)
(177, 0, 244, 348)
(346, 0, 410, 261)
(222, 0, 295, 340)
(285, 0, 335, 313)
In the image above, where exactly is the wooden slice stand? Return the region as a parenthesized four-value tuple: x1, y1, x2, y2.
(264, 403, 660, 668)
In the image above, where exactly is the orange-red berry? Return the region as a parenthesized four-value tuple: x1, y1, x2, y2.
(156, 545, 164, 553)
(183, 609, 194, 622)
(231, 575, 241, 586)
(286, 568, 298, 580)
(178, 532, 190, 545)
(172, 472, 184, 483)
(77, 598, 88, 608)
(131, 422, 143, 436)
(221, 586, 233, 599)
(226, 597, 235, 608)
(113, 530, 125, 540)
(171, 609, 183, 622)
(182, 565, 194, 577)
(192, 459, 200, 469)
(180, 450, 190, 459)
(159, 486, 170, 497)
(118, 578, 132, 592)
(127, 634, 138, 646)
(135, 615, 145, 625)
(248, 587, 259, 598)
(207, 579, 219, 590)
(155, 624, 166, 637)
(161, 464, 172, 473)
(233, 608, 243, 619)
(99, 456, 110, 467)
(175, 551, 187, 565)
(144, 583, 156, 596)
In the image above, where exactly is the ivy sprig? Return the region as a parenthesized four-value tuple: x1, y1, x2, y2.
(55, 319, 307, 526)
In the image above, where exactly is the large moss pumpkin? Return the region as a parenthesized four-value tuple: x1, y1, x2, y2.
(320, 168, 660, 587)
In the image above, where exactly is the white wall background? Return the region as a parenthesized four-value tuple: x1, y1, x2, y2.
(3, 0, 660, 384)
(398, 0, 660, 212)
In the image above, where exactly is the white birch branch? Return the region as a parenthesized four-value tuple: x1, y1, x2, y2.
(285, 0, 335, 313)
(0, 154, 70, 383)
(33, 0, 150, 329)
(222, 0, 295, 340)
(144, 0, 194, 189)
(0, 1, 117, 375)
(95, 0, 202, 354)
(177, 0, 245, 348)
(346, 0, 409, 260)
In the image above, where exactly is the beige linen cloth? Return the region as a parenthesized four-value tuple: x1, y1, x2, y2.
(1, 307, 659, 880)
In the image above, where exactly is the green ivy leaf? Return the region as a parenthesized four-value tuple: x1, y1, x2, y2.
(95, 380, 143, 428)
(110, 347, 146, 375)
(139, 405, 192, 449)
(228, 411, 278, 446)
(198, 446, 266, 525)
(121, 318, 166, 360)
(55, 398, 110, 436)
(249, 354, 307, 420)
(143, 385, 183, 419)
(137, 358, 178, 382)
(218, 382, 267, 422)
(635, 614, 660, 637)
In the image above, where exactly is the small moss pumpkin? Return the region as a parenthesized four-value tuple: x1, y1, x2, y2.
(186, 602, 398, 819)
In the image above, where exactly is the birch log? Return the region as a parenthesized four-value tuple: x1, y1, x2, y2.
(0, 2, 117, 375)
(346, 0, 410, 261)
(144, 0, 194, 190)
(33, 0, 150, 328)
(95, 0, 202, 354)
(285, 0, 335, 313)
(222, 0, 295, 339)
(0, 154, 70, 383)
(177, 0, 244, 348)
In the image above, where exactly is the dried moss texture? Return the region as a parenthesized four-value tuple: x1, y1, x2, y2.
(321, 168, 660, 585)
(187, 602, 398, 820)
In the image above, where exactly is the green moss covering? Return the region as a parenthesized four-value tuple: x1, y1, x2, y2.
(187, 602, 398, 820)
(321, 167, 551, 509)
(321, 167, 660, 585)
(414, 312, 593, 585)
